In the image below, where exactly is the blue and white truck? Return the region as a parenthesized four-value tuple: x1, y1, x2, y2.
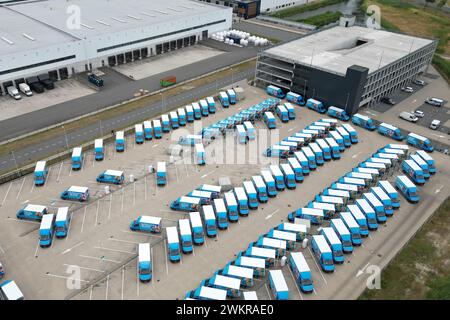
(185, 105, 194, 122)
(156, 162, 167, 186)
(179, 219, 193, 254)
(347, 204, 369, 237)
(234, 187, 249, 216)
(219, 92, 229, 108)
(410, 154, 430, 180)
(60, 186, 89, 202)
(270, 165, 285, 190)
(202, 205, 218, 237)
(264, 112, 276, 129)
(135, 124, 144, 144)
(169, 111, 179, 129)
(309, 142, 324, 165)
(363, 192, 386, 223)
(153, 119, 162, 138)
(34, 161, 48, 186)
(306, 98, 326, 114)
(195, 143, 205, 165)
(177, 108, 187, 126)
(243, 121, 255, 140)
(197, 184, 221, 198)
(213, 198, 228, 230)
(246, 246, 276, 268)
(94, 139, 104, 160)
(287, 157, 304, 183)
(285, 136, 305, 149)
(189, 211, 205, 245)
(280, 163, 296, 189)
(276, 105, 289, 123)
(301, 146, 317, 170)
(0, 280, 24, 300)
(222, 263, 254, 288)
(396, 175, 419, 203)
(352, 113, 376, 131)
(371, 187, 394, 216)
(243, 181, 259, 210)
(328, 130, 345, 151)
(236, 124, 247, 144)
(266, 85, 285, 98)
(268, 270, 289, 300)
(294, 151, 310, 175)
(311, 235, 334, 272)
(192, 102, 202, 119)
(17, 204, 48, 221)
(138, 243, 152, 282)
(235, 254, 266, 278)
(161, 114, 171, 132)
(115, 131, 125, 152)
(407, 132, 433, 152)
(199, 99, 209, 117)
(288, 207, 324, 224)
(277, 222, 307, 242)
(224, 192, 239, 222)
(315, 194, 345, 212)
(252, 175, 268, 203)
(348, 171, 375, 187)
(170, 196, 201, 212)
(316, 139, 332, 161)
(71, 147, 83, 170)
(186, 286, 226, 300)
(227, 89, 237, 104)
(402, 159, 425, 185)
(179, 134, 202, 146)
(331, 182, 358, 199)
(378, 123, 404, 141)
(356, 199, 378, 230)
(39, 213, 55, 248)
(205, 273, 241, 299)
(267, 228, 297, 250)
(416, 150, 436, 174)
(97, 169, 124, 185)
(261, 170, 277, 197)
(320, 118, 339, 129)
(309, 201, 336, 220)
(206, 97, 216, 113)
(286, 91, 305, 106)
(55, 207, 70, 238)
(284, 102, 296, 119)
(339, 176, 366, 193)
(339, 212, 362, 246)
(378, 180, 400, 209)
(130, 216, 162, 233)
(143, 121, 153, 140)
(327, 106, 350, 121)
(289, 252, 313, 293)
(321, 227, 344, 264)
(256, 236, 287, 258)
(341, 124, 358, 143)
(336, 127, 351, 147)
(294, 132, 313, 144)
(166, 226, 181, 262)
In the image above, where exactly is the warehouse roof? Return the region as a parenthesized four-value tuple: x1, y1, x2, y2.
(0, 0, 228, 54)
(264, 26, 434, 75)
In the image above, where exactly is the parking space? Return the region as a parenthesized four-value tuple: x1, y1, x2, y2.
(1, 82, 449, 300)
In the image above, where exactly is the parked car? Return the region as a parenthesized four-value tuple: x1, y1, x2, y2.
(399, 111, 418, 123)
(401, 86, 413, 93)
(413, 110, 424, 118)
(413, 79, 426, 86)
(425, 98, 444, 107)
(37, 74, 54, 90)
(430, 119, 441, 130)
(26, 76, 44, 93)
(381, 97, 396, 105)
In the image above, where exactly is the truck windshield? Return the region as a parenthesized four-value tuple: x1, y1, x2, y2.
(377, 212, 385, 218)
(369, 218, 377, 225)
(240, 204, 248, 210)
(184, 240, 192, 247)
(56, 226, 65, 232)
(140, 268, 150, 275)
(259, 192, 267, 197)
(206, 225, 216, 231)
(218, 217, 227, 224)
(194, 233, 203, 240)
(409, 191, 418, 197)
(41, 235, 50, 241)
(323, 259, 333, 266)
(301, 278, 312, 287)
(344, 239, 354, 246)
(169, 249, 179, 256)
(334, 250, 343, 257)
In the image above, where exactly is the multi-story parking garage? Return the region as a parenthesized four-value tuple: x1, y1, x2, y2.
(256, 25, 437, 115)
(0, 0, 232, 94)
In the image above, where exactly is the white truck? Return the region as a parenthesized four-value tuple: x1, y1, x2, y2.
(7, 86, 21, 100)
(18, 83, 33, 96)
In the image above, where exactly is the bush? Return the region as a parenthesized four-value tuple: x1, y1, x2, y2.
(299, 11, 343, 27)
(432, 55, 450, 83)
(271, 0, 346, 19)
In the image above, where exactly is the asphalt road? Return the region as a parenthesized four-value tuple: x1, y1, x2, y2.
(0, 40, 260, 142)
(0, 68, 255, 173)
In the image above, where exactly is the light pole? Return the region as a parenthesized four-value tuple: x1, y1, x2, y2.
(62, 125, 69, 150)
(99, 119, 103, 137)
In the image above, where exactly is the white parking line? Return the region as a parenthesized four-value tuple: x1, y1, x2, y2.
(121, 188, 125, 212)
(164, 239, 169, 275)
(46, 273, 89, 282)
(61, 241, 84, 254)
(264, 283, 272, 300)
(34, 239, 40, 258)
(1, 183, 12, 206)
(121, 268, 125, 300)
(288, 264, 303, 300)
(95, 201, 100, 227)
(105, 275, 110, 300)
(0, 244, 5, 254)
(79, 255, 121, 264)
(308, 247, 328, 285)
(63, 264, 105, 273)
(56, 162, 64, 183)
(81, 206, 88, 233)
(108, 238, 139, 245)
(89, 286, 94, 300)
(94, 246, 135, 254)
(108, 194, 113, 219)
(16, 177, 26, 199)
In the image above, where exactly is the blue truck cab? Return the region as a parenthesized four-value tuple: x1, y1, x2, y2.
(206, 97, 216, 113)
(289, 252, 313, 293)
(347, 204, 369, 237)
(352, 113, 376, 131)
(170, 196, 201, 212)
(71, 147, 83, 170)
(309, 142, 324, 165)
(288, 207, 324, 224)
(189, 211, 205, 245)
(301, 146, 317, 170)
(234, 187, 249, 216)
(311, 235, 334, 272)
(0, 262, 4, 279)
(227, 89, 237, 104)
(243, 181, 258, 210)
(161, 114, 171, 132)
(294, 151, 310, 175)
(371, 187, 394, 216)
(169, 111, 179, 129)
(195, 143, 205, 165)
(268, 270, 289, 300)
(321, 227, 344, 264)
(416, 150, 436, 174)
(270, 165, 285, 191)
(328, 130, 345, 151)
(94, 139, 104, 160)
(407, 133, 433, 152)
(152, 119, 162, 139)
(410, 154, 430, 179)
(261, 170, 277, 197)
(166, 226, 181, 262)
(306, 98, 326, 113)
(177, 108, 186, 126)
(138, 243, 152, 282)
(114, 131, 125, 152)
(339, 212, 362, 246)
(202, 205, 217, 237)
(61, 186, 89, 202)
(402, 159, 425, 185)
(327, 106, 350, 121)
(276, 105, 289, 123)
(286, 91, 305, 106)
(39, 214, 55, 248)
(266, 85, 285, 98)
(356, 199, 378, 230)
(287, 157, 304, 183)
(325, 137, 340, 159)
(130, 215, 162, 233)
(342, 124, 358, 143)
(336, 127, 351, 147)
(363, 192, 386, 223)
(396, 175, 419, 203)
(213, 198, 228, 229)
(185, 105, 194, 122)
(224, 192, 239, 221)
(264, 112, 276, 129)
(192, 102, 202, 119)
(55, 207, 70, 238)
(143, 121, 153, 140)
(179, 134, 202, 146)
(135, 124, 144, 144)
(17, 204, 48, 221)
(97, 169, 124, 185)
(316, 139, 332, 161)
(34, 161, 48, 186)
(378, 180, 400, 209)
(378, 123, 404, 141)
(199, 99, 209, 117)
(178, 219, 193, 254)
(156, 162, 166, 186)
(284, 102, 296, 119)
(279, 163, 296, 189)
(219, 92, 229, 108)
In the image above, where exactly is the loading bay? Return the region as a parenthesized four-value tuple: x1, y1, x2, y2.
(0, 84, 448, 300)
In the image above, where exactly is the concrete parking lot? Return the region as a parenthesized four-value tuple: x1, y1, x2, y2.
(0, 85, 448, 300)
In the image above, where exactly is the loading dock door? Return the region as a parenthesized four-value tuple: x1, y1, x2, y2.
(108, 56, 117, 67)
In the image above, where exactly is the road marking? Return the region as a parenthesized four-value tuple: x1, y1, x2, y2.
(164, 239, 169, 275)
(435, 185, 444, 194)
(201, 170, 215, 179)
(79, 255, 121, 264)
(16, 177, 26, 199)
(0, 244, 5, 254)
(89, 286, 93, 300)
(1, 183, 12, 206)
(81, 206, 87, 233)
(352, 152, 362, 159)
(121, 187, 125, 212)
(62, 241, 84, 255)
(108, 238, 139, 245)
(34, 239, 40, 258)
(56, 162, 64, 182)
(108, 194, 113, 219)
(356, 262, 371, 278)
(105, 275, 110, 300)
(94, 246, 135, 254)
(265, 209, 279, 220)
(7, 217, 39, 224)
(46, 273, 89, 282)
(264, 283, 272, 300)
(95, 201, 100, 227)
(288, 264, 303, 300)
(121, 268, 125, 300)
(308, 247, 327, 285)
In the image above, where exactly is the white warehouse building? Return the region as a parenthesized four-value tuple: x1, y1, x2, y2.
(0, 0, 232, 95)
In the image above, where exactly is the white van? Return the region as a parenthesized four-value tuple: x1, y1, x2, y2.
(399, 111, 418, 123)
